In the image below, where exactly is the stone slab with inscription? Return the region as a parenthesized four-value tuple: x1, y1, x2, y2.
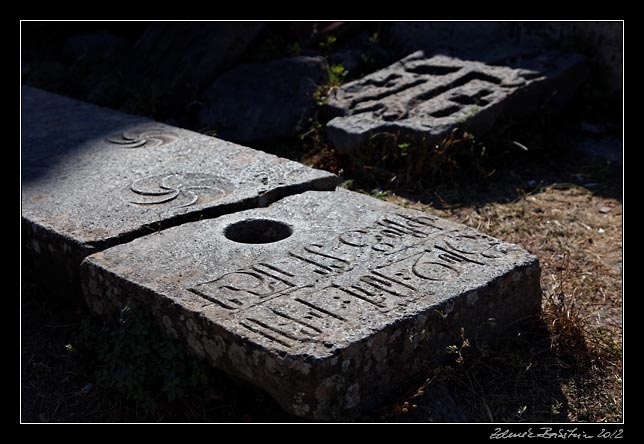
(325, 50, 586, 154)
(81, 189, 541, 419)
(21, 86, 337, 297)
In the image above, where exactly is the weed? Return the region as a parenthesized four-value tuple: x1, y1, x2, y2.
(328, 64, 347, 87)
(551, 399, 563, 415)
(74, 304, 211, 413)
(370, 189, 389, 200)
(336, 127, 489, 191)
(446, 327, 471, 365)
(288, 42, 302, 57)
(541, 254, 593, 371)
(319, 35, 337, 54)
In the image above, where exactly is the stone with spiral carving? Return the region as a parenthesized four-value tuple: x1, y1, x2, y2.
(127, 173, 232, 208)
(106, 128, 178, 149)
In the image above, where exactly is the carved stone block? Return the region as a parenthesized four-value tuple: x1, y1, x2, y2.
(81, 189, 541, 419)
(325, 50, 586, 154)
(21, 86, 337, 297)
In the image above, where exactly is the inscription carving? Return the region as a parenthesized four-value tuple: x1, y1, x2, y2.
(188, 263, 296, 310)
(106, 128, 178, 148)
(188, 211, 512, 349)
(127, 173, 231, 208)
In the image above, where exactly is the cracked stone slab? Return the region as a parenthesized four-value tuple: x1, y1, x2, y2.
(21, 86, 337, 297)
(81, 189, 541, 419)
(325, 50, 586, 154)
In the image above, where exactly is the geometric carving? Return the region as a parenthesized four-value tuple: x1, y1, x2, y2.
(106, 127, 178, 149)
(127, 173, 232, 208)
(326, 51, 586, 153)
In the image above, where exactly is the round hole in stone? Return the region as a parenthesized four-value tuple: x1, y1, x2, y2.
(224, 219, 293, 244)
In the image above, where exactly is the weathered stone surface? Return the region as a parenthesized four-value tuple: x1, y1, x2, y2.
(325, 50, 586, 154)
(63, 32, 130, 63)
(511, 22, 623, 97)
(133, 22, 265, 95)
(21, 86, 337, 297)
(81, 189, 541, 419)
(197, 56, 329, 144)
(385, 22, 513, 58)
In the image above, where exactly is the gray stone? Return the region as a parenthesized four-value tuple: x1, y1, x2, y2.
(385, 22, 512, 58)
(63, 32, 130, 63)
(328, 32, 395, 79)
(133, 22, 266, 95)
(80, 188, 541, 420)
(383, 22, 552, 66)
(198, 56, 329, 144)
(325, 50, 586, 154)
(512, 22, 623, 97)
(21, 86, 337, 297)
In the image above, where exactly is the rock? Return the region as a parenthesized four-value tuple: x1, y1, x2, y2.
(328, 32, 395, 79)
(63, 32, 129, 62)
(287, 22, 362, 45)
(575, 136, 622, 167)
(21, 86, 337, 298)
(385, 22, 512, 58)
(325, 50, 586, 154)
(386, 21, 622, 99)
(512, 22, 623, 97)
(81, 188, 541, 420)
(198, 56, 329, 144)
(132, 22, 265, 94)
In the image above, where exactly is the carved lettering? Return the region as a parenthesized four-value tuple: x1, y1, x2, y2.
(288, 244, 352, 276)
(443, 233, 509, 259)
(185, 210, 508, 350)
(188, 263, 296, 310)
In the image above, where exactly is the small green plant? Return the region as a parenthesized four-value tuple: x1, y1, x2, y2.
(312, 85, 328, 106)
(459, 105, 481, 124)
(360, 53, 375, 66)
(551, 399, 563, 415)
(446, 327, 470, 365)
(300, 117, 323, 140)
(319, 35, 337, 54)
(329, 64, 347, 87)
(288, 42, 302, 57)
(76, 304, 211, 412)
(371, 189, 389, 200)
(310, 65, 347, 107)
(397, 142, 410, 157)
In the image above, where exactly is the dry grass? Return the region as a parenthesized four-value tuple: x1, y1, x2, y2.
(375, 165, 622, 423)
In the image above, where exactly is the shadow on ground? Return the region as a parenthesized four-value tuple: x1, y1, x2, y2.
(23, 275, 600, 423)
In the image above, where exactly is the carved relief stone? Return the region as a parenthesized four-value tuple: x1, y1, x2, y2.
(81, 189, 541, 419)
(21, 86, 337, 298)
(325, 51, 586, 154)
